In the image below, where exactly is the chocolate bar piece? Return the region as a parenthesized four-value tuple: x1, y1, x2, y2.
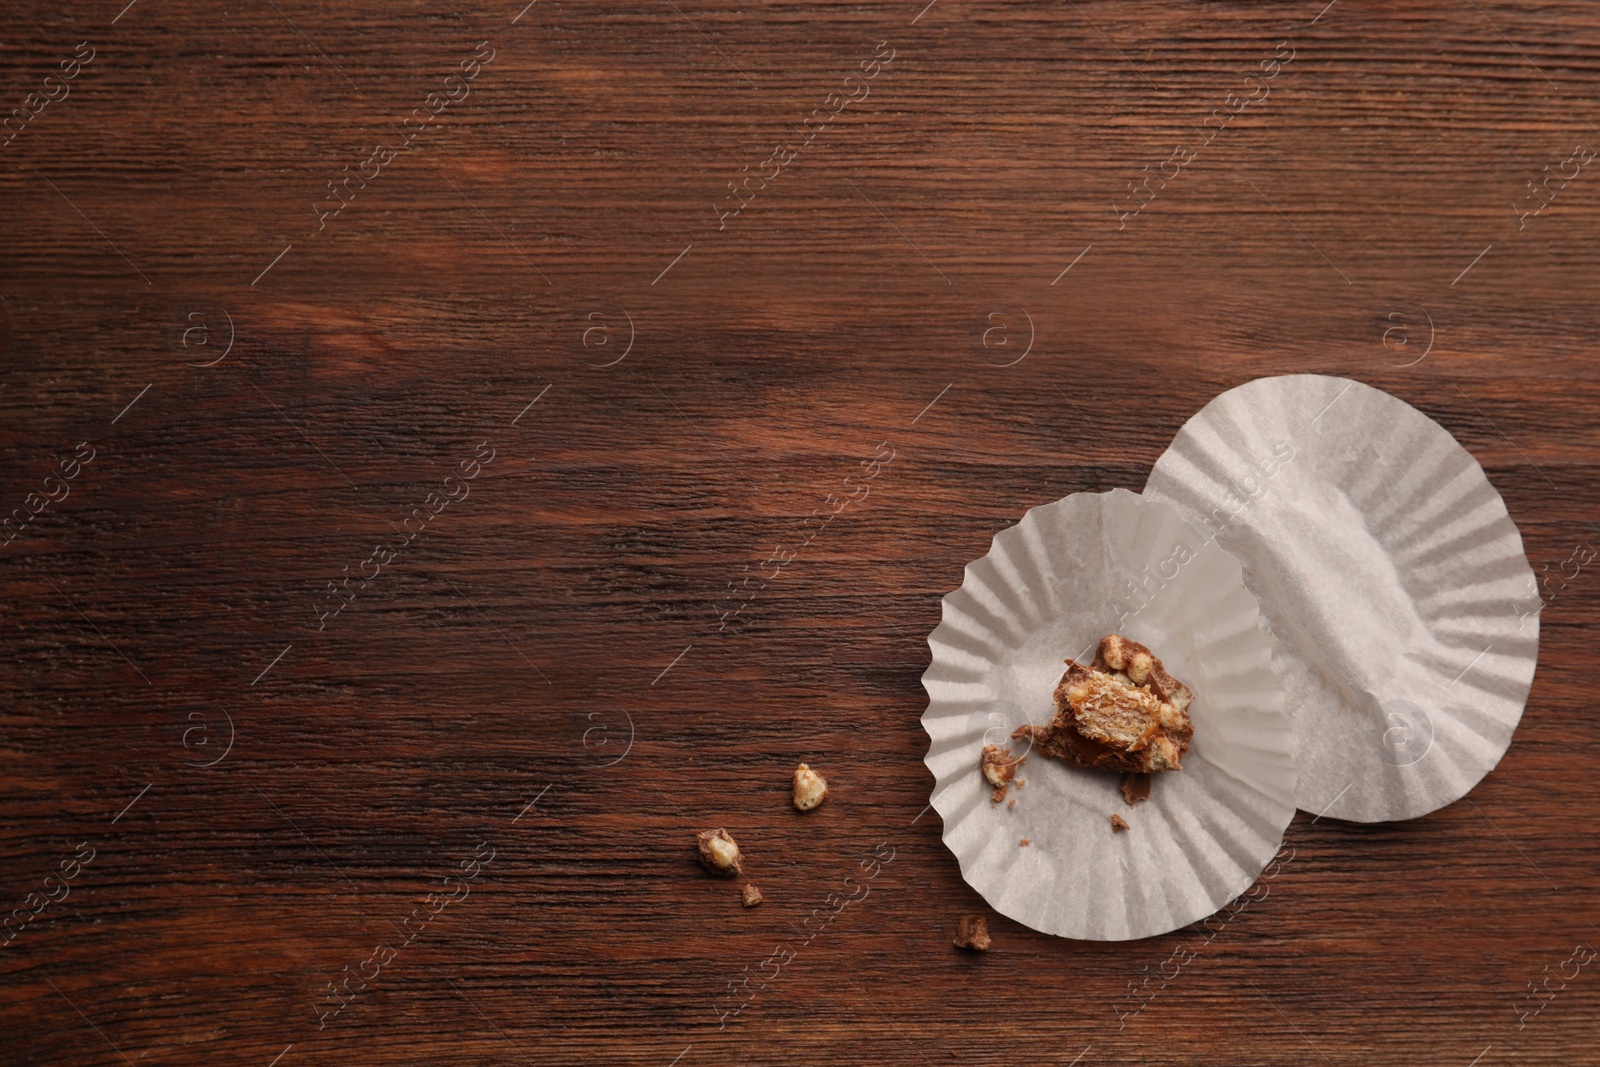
(1014, 635, 1194, 774)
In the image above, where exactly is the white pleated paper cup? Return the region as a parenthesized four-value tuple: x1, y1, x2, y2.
(921, 489, 1295, 941)
(1144, 375, 1540, 824)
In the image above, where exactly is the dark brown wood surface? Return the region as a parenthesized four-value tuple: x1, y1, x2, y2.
(4, 0, 1599, 1063)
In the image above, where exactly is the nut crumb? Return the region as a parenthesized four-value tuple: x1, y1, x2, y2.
(1019, 838, 1031, 847)
(980, 744, 1026, 789)
(696, 828, 743, 875)
(741, 883, 763, 908)
(1110, 814, 1130, 833)
(792, 762, 829, 811)
(953, 914, 991, 951)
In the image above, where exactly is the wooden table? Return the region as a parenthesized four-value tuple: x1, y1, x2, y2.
(3, 1, 1597, 1063)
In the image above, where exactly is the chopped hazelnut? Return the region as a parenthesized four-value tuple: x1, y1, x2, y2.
(792, 762, 829, 811)
(980, 744, 1025, 789)
(1111, 814, 1130, 833)
(696, 828, 743, 876)
(1100, 634, 1129, 670)
(953, 914, 991, 951)
(1157, 702, 1184, 730)
(742, 883, 763, 908)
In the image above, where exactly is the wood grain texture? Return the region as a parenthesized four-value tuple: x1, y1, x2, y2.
(2, 0, 1599, 1064)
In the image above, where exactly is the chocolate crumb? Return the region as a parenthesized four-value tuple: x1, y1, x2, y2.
(1121, 772, 1151, 805)
(953, 914, 991, 951)
(742, 883, 763, 908)
(1110, 814, 1130, 833)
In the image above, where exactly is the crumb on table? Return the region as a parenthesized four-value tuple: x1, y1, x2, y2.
(1019, 837, 1030, 847)
(696, 828, 743, 875)
(1111, 814, 1130, 833)
(953, 914, 991, 951)
(792, 762, 829, 811)
(742, 883, 763, 907)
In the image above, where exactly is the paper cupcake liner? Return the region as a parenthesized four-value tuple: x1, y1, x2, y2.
(1144, 375, 1539, 823)
(921, 489, 1295, 941)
